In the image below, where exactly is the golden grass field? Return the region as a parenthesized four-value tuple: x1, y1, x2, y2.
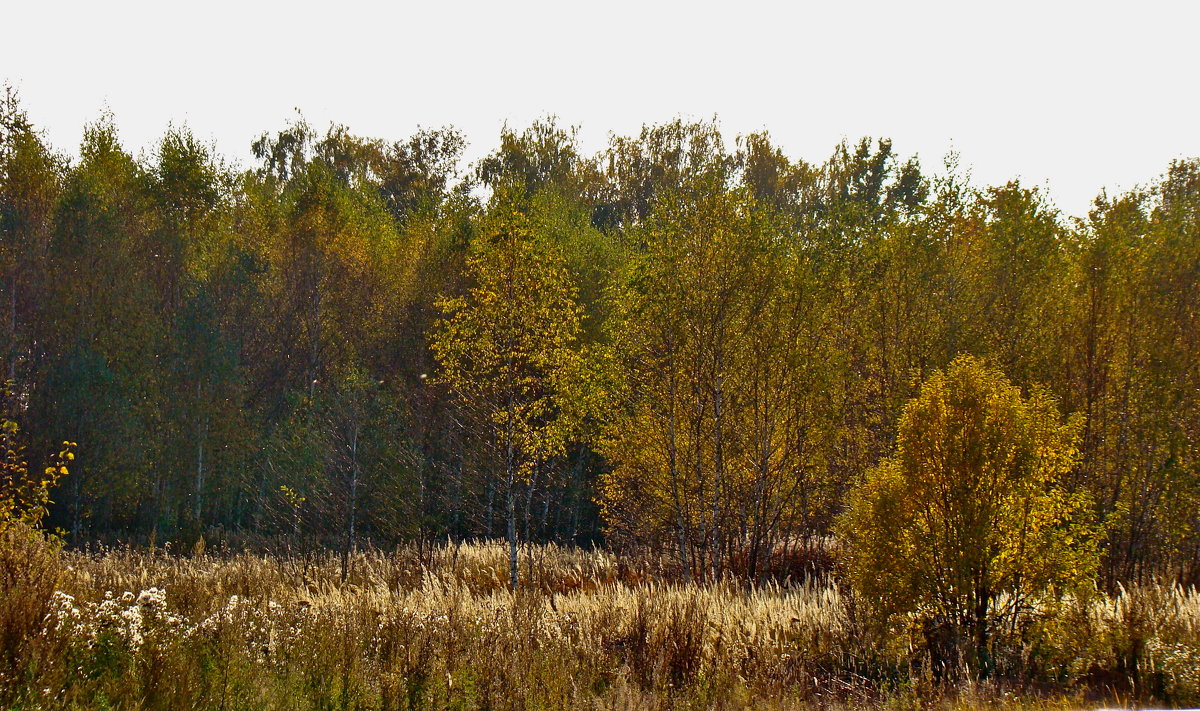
(2, 530, 1198, 710)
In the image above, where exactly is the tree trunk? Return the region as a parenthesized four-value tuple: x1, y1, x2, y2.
(194, 389, 207, 523)
(343, 424, 360, 581)
(973, 585, 992, 679)
(348, 424, 359, 555)
(71, 474, 83, 542)
(507, 485, 518, 590)
(8, 273, 17, 382)
(666, 358, 692, 583)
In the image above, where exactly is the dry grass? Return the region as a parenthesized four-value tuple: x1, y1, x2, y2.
(0, 536, 1196, 710)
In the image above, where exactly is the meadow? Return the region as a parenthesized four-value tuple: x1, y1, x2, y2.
(3, 528, 1198, 710)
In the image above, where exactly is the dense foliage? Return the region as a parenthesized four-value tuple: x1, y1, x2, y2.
(839, 356, 1100, 677)
(1, 87, 1198, 593)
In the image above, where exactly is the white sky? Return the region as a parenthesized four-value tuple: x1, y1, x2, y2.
(3, 0, 1197, 217)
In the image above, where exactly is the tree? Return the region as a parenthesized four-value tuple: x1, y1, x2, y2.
(149, 127, 243, 530)
(429, 192, 583, 588)
(476, 118, 584, 199)
(1054, 164, 1200, 586)
(593, 119, 730, 231)
(42, 116, 159, 536)
(0, 87, 62, 386)
(600, 174, 836, 581)
(838, 355, 1099, 679)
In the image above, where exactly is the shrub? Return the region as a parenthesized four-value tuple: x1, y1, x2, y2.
(838, 356, 1101, 679)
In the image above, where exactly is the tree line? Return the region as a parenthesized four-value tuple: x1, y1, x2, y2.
(1, 88, 1197, 588)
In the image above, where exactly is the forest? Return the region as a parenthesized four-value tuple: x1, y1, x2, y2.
(1, 86, 1198, 586)
(2, 86, 1200, 707)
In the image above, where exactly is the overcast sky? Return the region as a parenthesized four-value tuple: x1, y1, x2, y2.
(3, 0, 1197, 217)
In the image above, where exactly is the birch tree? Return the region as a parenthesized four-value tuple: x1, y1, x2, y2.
(430, 192, 582, 588)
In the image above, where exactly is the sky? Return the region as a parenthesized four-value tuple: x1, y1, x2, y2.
(3, 0, 1198, 218)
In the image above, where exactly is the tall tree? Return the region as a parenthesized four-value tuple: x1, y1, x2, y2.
(600, 173, 836, 580)
(430, 190, 583, 588)
(0, 88, 62, 388)
(42, 116, 159, 536)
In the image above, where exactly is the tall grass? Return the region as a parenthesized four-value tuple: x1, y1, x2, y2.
(1, 536, 1197, 709)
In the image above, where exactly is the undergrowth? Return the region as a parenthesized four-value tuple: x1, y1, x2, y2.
(0, 536, 1196, 710)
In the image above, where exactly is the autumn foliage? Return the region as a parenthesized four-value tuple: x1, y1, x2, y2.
(839, 356, 1100, 677)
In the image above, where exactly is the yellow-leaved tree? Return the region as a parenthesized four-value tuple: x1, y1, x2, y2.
(599, 173, 837, 582)
(838, 355, 1099, 679)
(429, 192, 583, 589)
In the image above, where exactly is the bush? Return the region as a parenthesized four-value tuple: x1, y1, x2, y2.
(838, 355, 1101, 679)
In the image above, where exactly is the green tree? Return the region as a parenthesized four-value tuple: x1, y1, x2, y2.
(0, 87, 63, 386)
(149, 127, 244, 530)
(838, 355, 1099, 678)
(43, 116, 159, 536)
(593, 119, 729, 231)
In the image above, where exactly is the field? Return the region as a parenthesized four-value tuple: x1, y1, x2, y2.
(2, 531, 1199, 710)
